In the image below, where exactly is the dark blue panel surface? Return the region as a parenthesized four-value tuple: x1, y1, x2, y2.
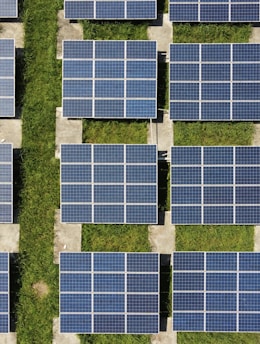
(60, 253, 91, 272)
(63, 60, 93, 78)
(239, 314, 260, 332)
(236, 167, 260, 184)
(60, 314, 91, 333)
(206, 293, 236, 311)
(202, 102, 231, 120)
(236, 187, 260, 204)
(233, 44, 260, 62)
(206, 273, 237, 291)
(233, 83, 260, 100)
(94, 314, 125, 333)
(96, 2, 125, 19)
(95, 100, 124, 118)
(170, 44, 199, 62)
(239, 273, 260, 291)
(0, 273, 8, 292)
(236, 147, 260, 165)
(173, 272, 204, 290)
(127, 274, 158, 293)
(204, 187, 233, 204)
(127, 315, 158, 334)
(206, 313, 236, 332)
(233, 64, 260, 81)
(63, 99, 92, 118)
(202, 44, 230, 61)
(94, 205, 125, 223)
(126, 100, 156, 118)
(169, 4, 198, 21)
(126, 205, 157, 224)
(239, 253, 260, 271)
(127, 41, 156, 59)
(126, 80, 156, 98)
(95, 41, 124, 59)
(62, 184, 91, 203)
(172, 167, 201, 184)
(94, 253, 125, 272)
(94, 165, 124, 183)
(200, 4, 229, 21)
(0, 294, 8, 313)
(63, 41, 93, 59)
(173, 252, 204, 271)
(61, 145, 92, 163)
(171, 83, 199, 100)
(202, 83, 230, 100)
(126, 61, 156, 79)
(60, 273, 91, 292)
(202, 64, 230, 81)
(127, 294, 158, 313)
(95, 80, 124, 98)
(126, 185, 156, 203)
(0, 60, 14, 77)
(171, 147, 201, 165)
(94, 273, 125, 292)
(126, 165, 156, 183)
(126, 145, 156, 163)
(94, 294, 125, 313)
(60, 294, 91, 313)
(233, 102, 260, 121)
(173, 313, 204, 331)
(127, 253, 158, 272)
(170, 64, 199, 81)
(239, 293, 260, 311)
(204, 206, 234, 224)
(127, 2, 156, 19)
(61, 165, 91, 183)
(204, 167, 233, 184)
(170, 102, 199, 120)
(236, 206, 260, 224)
(94, 185, 124, 203)
(94, 145, 124, 163)
(206, 252, 237, 271)
(0, 254, 8, 271)
(61, 204, 92, 223)
(174, 293, 204, 310)
(95, 61, 124, 79)
(204, 147, 233, 165)
(0, 165, 11, 183)
(65, 2, 94, 19)
(172, 186, 201, 204)
(172, 206, 201, 224)
(231, 4, 259, 21)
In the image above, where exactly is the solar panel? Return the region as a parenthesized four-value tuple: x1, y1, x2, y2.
(61, 144, 158, 224)
(0, 0, 17, 18)
(0, 40, 15, 118)
(0, 253, 9, 333)
(171, 146, 260, 225)
(169, 44, 260, 121)
(173, 252, 260, 332)
(60, 252, 159, 334)
(64, 0, 156, 20)
(0, 144, 13, 223)
(169, 0, 260, 22)
(62, 40, 157, 119)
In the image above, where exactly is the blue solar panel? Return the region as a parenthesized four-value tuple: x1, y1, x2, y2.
(171, 146, 260, 225)
(170, 43, 260, 121)
(0, 40, 15, 117)
(0, 253, 9, 333)
(61, 144, 157, 224)
(62, 40, 157, 119)
(60, 252, 159, 334)
(169, 0, 260, 22)
(0, 144, 12, 223)
(173, 252, 260, 332)
(64, 0, 156, 19)
(0, 0, 17, 18)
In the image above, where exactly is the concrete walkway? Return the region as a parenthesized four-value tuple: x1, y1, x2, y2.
(55, 107, 82, 159)
(0, 22, 24, 48)
(53, 318, 80, 344)
(0, 120, 22, 148)
(147, 14, 173, 58)
(151, 318, 176, 344)
(56, 10, 83, 59)
(149, 212, 175, 253)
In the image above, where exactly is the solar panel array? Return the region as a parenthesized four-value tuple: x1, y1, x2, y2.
(169, 44, 260, 121)
(62, 40, 157, 119)
(169, 0, 260, 22)
(0, 39, 15, 118)
(0, 253, 9, 333)
(171, 146, 260, 225)
(64, 0, 156, 20)
(61, 144, 158, 224)
(0, 0, 17, 18)
(0, 144, 13, 223)
(60, 252, 159, 334)
(173, 252, 260, 332)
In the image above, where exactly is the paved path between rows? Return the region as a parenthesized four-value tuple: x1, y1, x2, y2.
(56, 10, 83, 59)
(0, 22, 24, 48)
(53, 318, 80, 344)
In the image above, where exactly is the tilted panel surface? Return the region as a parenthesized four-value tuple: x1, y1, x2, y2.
(64, 0, 156, 19)
(169, 44, 260, 121)
(0, 253, 9, 333)
(169, 0, 260, 22)
(0, 0, 17, 18)
(0, 39, 15, 117)
(60, 252, 159, 333)
(173, 252, 260, 332)
(61, 144, 157, 224)
(171, 146, 260, 225)
(0, 144, 13, 223)
(62, 40, 157, 119)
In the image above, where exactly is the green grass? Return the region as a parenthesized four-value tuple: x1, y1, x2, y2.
(173, 23, 252, 43)
(16, 0, 62, 342)
(80, 334, 150, 344)
(178, 333, 260, 344)
(83, 119, 147, 144)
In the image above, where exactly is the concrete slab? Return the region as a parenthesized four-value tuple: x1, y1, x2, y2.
(53, 318, 80, 344)
(148, 111, 173, 156)
(148, 212, 175, 254)
(151, 318, 177, 344)
(55, 107, 82, 159)
(53, 210, 82, 264)
(56, 10, 83, 59)
(0, 23, 24, 48)
(254, 226, 260, 251)
(0, 120, 22, 148)
(0, 224, 19, 253)
(0, 333, 17, 344)
(249, 27, 260, 43)
(147, 14, 173, 57)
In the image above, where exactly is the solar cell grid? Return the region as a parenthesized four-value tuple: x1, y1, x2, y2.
(64, 0, 156, 19)
(0, 144, 13, 223)
(170, 43, 260, 121)
(0, 39, 15, 118)
(173, 252, 260, 332)
(61, 144, 157, 224)
(62, 40, 157, 119)
(171, 146, 260, 225)
(60, 252, 159, 334)
(169, 0, 260, 22)
(0, 253, 9, 333)
(0, 0, 17, 18)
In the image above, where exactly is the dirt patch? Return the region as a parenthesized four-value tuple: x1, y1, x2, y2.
(32, 281, 49, 299)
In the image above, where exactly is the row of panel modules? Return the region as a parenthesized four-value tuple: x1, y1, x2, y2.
(2, 39, 260, 121)
(2, 251, 260, 334)
(2, 0, 260, 22)
(3, 142, 260, 225)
